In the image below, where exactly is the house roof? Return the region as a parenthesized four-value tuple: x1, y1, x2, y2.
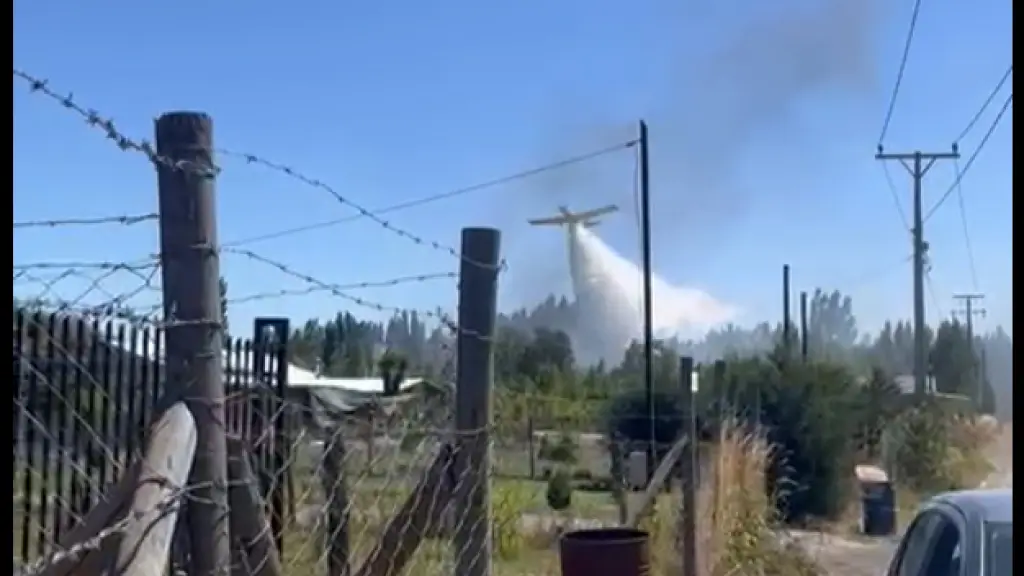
(24, 310, 439, 395)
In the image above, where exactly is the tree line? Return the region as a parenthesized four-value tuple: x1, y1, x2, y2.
(274, 287, 1011, 419)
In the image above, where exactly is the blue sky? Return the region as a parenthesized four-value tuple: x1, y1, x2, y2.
(14, 0, 1013, 339)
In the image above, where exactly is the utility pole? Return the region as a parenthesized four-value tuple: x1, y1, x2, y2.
(782, 265, 792, 357)
(678, 356, 698, 576)
(875, 146, 960, 397)
(637, 120, 657, 483)
(799, 291, 809, 362)
(953, 293, 986, 407)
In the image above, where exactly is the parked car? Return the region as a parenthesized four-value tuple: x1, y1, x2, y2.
(886, 488, 1012, 576)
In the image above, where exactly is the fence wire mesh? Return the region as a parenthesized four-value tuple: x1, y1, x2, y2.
(14, 65, 668, 576)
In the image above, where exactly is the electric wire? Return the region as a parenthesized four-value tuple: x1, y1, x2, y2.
(877, 0, 925, 146)
(925, 92, 1012, 222)
(222, 140, 638, 248)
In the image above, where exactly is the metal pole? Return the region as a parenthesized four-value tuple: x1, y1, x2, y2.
(678, 356, 697, 576)
(253, 316, 292, 550)
(638, 120, 657, 482)
(155, 111, 230, 575)
(453, 228, 501, 576)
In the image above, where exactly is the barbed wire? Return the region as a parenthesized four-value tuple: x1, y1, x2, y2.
(220, 140, 638, 248)
(13, 316, 743, 576)
(12, 62, 632, 576)
(225, 271, 458, 306)
(13, 259, 159, 272)
(223, 247, 487, 340)
(217, 149, 509, 273)
(11, 248, 468, 336)
(13, 69, 217, 178)
(13, 261, 163, 320)
(13, 213, 159, 229)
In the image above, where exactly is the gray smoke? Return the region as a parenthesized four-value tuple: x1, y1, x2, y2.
(505, 0, 883, 304)
(652, 0, 881, 246)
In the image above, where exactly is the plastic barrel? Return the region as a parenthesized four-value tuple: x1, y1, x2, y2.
(559, 528, 651, 576)
(861, 481, 897, 536)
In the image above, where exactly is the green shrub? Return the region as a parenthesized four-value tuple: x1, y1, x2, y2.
(492, 482, 533, 560)
(886, 399, 995, 495)
(538, 433, 579, 464)
(692, 355, 862, 524)
(545, 469, 573, 512)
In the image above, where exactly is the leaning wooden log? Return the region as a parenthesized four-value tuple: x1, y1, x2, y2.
(625, 435, 689, 528)
(36, 402, 196, 576)
(37, 461, 139, 576)
(110, 401, 197, 576)
(353, 444, 456, 576)
(227, 436, 284, 576)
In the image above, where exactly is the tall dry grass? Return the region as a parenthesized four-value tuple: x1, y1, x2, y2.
(887, 404, 998, 495)
(640, 419, 820, 576)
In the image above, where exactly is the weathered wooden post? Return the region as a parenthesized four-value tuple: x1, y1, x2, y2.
(155, 111, 231, 575)
(453, 228, 500, 576)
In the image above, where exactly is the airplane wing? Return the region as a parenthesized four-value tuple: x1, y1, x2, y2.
(575, 204, 618, 221)
(528, 216, 568, 226)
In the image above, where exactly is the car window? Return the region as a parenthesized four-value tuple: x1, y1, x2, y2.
(894, 510, 960, 576)
(986, 522, 1012, 576)
(895, 512, 942, 576)
(921, 519, 960, 576)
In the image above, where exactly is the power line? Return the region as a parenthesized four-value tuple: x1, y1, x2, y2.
(882, 162, 911, 231)
(925, 92, 1013, 222)
(221, 140, 637, 248)
(955, 64, 1013, 143)
(843, 254, 913, 291)
(945, 65, 1012, 292)
(925, 271, 944, 321)
(952, 158, 980, 291)
(878, 0, 925, 146)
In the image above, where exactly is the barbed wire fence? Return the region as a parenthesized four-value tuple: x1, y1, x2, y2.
(13, 67, 649, 576)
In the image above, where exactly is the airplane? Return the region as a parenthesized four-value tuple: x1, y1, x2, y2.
(527, 204, 619, 228)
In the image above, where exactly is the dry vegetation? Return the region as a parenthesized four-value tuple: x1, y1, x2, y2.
(271, 410, 1000, 576)
(280, 420, 823, 576)
(11, 406, 1000, 575)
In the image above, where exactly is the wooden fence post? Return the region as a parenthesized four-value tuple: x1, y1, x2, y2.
(678, 356, 698, 576)
(453, 228, 500, 576)
(321, 425, 352, 576)
(155, 111, 231, 576)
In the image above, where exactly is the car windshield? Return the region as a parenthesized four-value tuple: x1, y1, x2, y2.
(986, 521, 1012, 576)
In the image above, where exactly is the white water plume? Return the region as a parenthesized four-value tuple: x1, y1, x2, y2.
(568, 225, 738, 362)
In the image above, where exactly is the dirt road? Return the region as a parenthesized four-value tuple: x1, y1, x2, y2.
(802, 422, 1014, 575)
(981, 422, 1013, 489)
